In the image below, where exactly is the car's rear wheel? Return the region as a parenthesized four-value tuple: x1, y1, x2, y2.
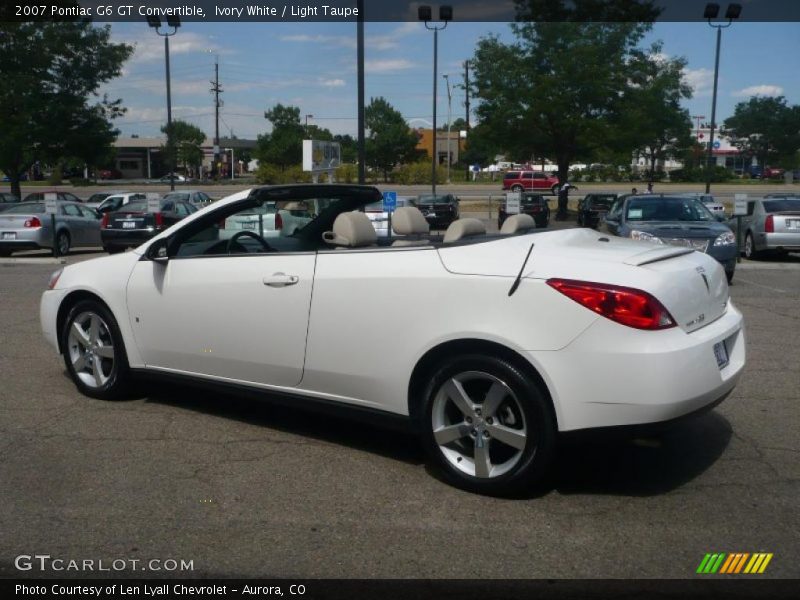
(511, 184, 523, 193)
(61, 300, 130, 400)
(0, 249, 12, 257)
(726, 270, 734, 284)
(421, 355, 556, 496)
(551, 184, 559, 195)
(56, 231, 70, 256)
(744, 232, 759, 259)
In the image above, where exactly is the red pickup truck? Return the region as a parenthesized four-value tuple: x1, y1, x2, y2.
(502, 170, 560, 194)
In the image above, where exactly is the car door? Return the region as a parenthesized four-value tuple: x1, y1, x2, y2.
(521, 171, 534, 189)
(77, 205, 102, 245)
(125, 200, 317, 387)
(60, 203, 86, 244)
(601, 198, 622, 235)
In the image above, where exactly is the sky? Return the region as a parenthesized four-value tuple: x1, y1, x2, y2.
(100, 20, 800, 141)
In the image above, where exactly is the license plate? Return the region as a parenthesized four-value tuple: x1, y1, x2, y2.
(122, 221, 136, 229)
(786, 219, 800, 229)
(242, 221, 256, 229)
(713, 341, 729, 369)
(2, 232, 15, 240)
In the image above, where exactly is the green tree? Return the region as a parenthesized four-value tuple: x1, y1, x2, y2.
(365, 97, 419, 181)
(460, 123, 500, 167)
(620, 46, 693, 177)
(723, 96, 800, 171)
(470, 12, 657, 186)
(255, 104, 304, 170)
(161, 120, 206, 175)
(0, 20, 132, 197)
(333, 134, 358, 163)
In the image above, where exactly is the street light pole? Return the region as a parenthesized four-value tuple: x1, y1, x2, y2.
(704, 3, 741, 194)
(147, 15, 180, 192)
(444, 73, 452, 184)
(305, 114, 313, 137)
(419, 5, 452, 196)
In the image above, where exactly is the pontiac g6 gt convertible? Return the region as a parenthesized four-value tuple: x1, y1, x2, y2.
(41, 185, 745, 495)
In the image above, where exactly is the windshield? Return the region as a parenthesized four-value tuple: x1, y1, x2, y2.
(626, 197, 714, 222)
(763, 199, 800, 212)
(164, 192, 190, 202)
(585, 195, 616, 208)
(417, 195, 451, 204)
(2, 202, 44, 214)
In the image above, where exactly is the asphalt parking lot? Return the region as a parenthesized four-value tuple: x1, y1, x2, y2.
(0, 235, 798, 579)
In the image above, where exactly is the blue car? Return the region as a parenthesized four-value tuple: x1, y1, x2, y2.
(601, 194, 738, 283)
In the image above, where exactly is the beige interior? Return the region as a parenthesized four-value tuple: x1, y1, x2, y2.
(322, 211, 378, 247)
(442, 218, 486, 243)
(500, 213, 537, 235)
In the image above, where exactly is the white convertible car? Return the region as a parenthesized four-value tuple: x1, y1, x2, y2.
(40, 185, 745, 495)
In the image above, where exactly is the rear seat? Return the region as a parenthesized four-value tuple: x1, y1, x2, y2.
(500, 213, 536, 235)
(322, 211, 377, 248)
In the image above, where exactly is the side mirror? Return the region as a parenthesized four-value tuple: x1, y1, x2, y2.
(148, 238, 170, 264)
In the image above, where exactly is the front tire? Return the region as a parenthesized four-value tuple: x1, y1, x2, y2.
(56, 230, 70, 256)
(420, 355, 556, 496)
(61, 300, 130, 400)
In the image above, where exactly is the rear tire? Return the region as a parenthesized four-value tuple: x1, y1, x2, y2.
(420, 354, 556, 496)
(56, 231, 70, 256)
(0, 249, 11, 257)
(551, 184, 559, 195)
(726, 270, 734, 284)
(61, 300, 130, 400)
(744, 232, 759, 259)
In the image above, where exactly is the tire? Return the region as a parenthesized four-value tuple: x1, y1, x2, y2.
(61, 299, 131, 400)
(420, 354, 556, 496)
(0, 249, 11, 257)
(511, 184, 523, 193)
(56, 230, 70, 256)
(104, 246, 124, 254)
(744, 232, 759, 259)
(551, 184, 559, 195)
(726, 270, 734, 284)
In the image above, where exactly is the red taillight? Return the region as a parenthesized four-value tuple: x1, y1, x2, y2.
(764, 215, 774, 233)
(275, 212, 283, 230)
(100, 213, 110, 228)
(24, 217, 42, 228)
(154, 212, 163, 228)
(547, 278, 676, 330)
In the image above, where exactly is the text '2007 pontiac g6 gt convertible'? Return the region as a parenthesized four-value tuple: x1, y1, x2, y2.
(40, 185, 745, 495)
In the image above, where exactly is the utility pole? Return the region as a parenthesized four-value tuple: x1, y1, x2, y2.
(444, 74, 452, 184)
(210, 55, 222, 179)
(463, 60, 470, 180)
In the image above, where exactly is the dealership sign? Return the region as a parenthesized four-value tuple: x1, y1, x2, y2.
(303, 140, 341, 172)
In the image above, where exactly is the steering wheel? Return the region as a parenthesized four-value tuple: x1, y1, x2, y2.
(226, 230, 273, 254)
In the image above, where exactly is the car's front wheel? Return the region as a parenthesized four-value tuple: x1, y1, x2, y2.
(56, 231, 70, 256)
(421, 355, 556, 496)
(61, 300, 130, 400)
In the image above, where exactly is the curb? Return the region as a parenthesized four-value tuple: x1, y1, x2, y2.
(0, 257, 66, 266)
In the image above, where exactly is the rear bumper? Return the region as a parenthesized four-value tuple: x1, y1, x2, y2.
(101, 229, 158, 248)
(0, 229, 48, 251)
(757, 231, 800, 251)
(528, 302, 745, 432)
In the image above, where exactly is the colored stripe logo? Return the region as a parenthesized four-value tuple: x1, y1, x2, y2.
(697, 552, 773, 574)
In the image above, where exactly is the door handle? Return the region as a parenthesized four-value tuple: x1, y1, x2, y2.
(263, 272, 299, 287)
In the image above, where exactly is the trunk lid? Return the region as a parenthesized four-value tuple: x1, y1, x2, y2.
(772, 212, 800, 233)
(107, 211, 154, 230)
(437, 229, 728, 333)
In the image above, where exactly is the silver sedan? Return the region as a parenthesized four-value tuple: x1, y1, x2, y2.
(730, 197, 800, 259)
(0, 201, 102, 256)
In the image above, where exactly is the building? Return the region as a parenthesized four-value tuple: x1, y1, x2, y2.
(415, 129, 466, 165)
(111, 136, 258, 179)
(631, 127, 755, 174)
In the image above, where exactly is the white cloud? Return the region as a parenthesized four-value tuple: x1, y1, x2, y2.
(732, 84, 784, 97)
(119, 32, 225, 65)
(683, 67, 714, 96)
(319, 78, 346, 87)
(279, 34, 355, 49)
(365, 59, 414, 74)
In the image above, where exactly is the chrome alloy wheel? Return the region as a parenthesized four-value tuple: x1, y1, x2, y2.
(66, 311, 116, 389)
(431, 371, 528, 479)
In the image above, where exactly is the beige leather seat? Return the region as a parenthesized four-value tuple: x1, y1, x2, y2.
(443, 218, 486, 243)
(322, 211, 377, 247)
(500, 213, 536, 235)
(391, 206, 430, 246)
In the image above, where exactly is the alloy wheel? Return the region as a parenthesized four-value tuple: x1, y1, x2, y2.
(66, 311, 116, 389)
(431, 371, 528, 479)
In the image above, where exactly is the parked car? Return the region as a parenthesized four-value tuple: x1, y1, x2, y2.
(220, 196, 328, 240)
(498, 193, 550, 229)
(2, 173, 28, 182)
(764, 167, 785, 179)
(415, 194, 460, 229)
(0, 201, 101, 256)
(159, 173, 190, 184)
(163, 190, 214, 208)
(100, 198, 198, 253)
(502, 170, 560, 195)
(601, 194, 738, 283)
(41, 184, 745, 495)
(363, 196, 415, 237)
(23, 191, 83, 203)
(728, 197, 800, 259)
(679, 193, 726, 217)
(95, 192, 148, 214)
(98, 168, 123, 180)
(576, 193, 617, 228)
(84, 191, 130, 209)
(0, 192, 20, 210)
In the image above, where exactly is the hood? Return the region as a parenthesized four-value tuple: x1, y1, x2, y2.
(628, 221, 731, 238)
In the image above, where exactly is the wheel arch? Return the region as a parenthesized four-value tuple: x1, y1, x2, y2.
(407, 338, 557, 431)
(55, 290, 114, 354)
